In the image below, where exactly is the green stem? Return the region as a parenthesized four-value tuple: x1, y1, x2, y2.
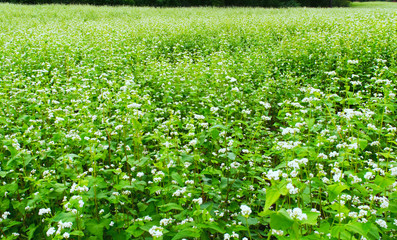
(246, 217, 252, 240)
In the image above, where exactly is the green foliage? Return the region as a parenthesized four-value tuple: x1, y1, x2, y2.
(0, 2, 397, 239)
(0, 0, 351, 7)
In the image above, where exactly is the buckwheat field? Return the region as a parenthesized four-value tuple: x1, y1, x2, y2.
(0, 2, 396, 239)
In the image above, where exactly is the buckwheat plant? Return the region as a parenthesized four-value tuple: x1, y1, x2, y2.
(0, 2, 396, 239)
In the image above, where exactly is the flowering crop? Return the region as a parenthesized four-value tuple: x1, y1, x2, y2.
(0, 2, 397, 240)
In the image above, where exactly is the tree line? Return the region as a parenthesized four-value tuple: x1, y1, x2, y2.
(1, 0, 352, 7)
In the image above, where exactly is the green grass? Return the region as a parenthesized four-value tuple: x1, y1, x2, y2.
(0, 3, 397, 240)
(351, 1, 397, 8)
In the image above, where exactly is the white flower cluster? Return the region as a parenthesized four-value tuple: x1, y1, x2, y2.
(376, 219, 387, 229)
(1, 211, 10, 221)
(266, 170, 283, 181)
(224, 231, 239, 239)
(286, 183, 299, 194)
(347, 59, 359, 64)
(287, 208, 307, 221)
(230, 161, 241, 169)
(272, 229, 284, 236)
(287, 158, 308, 170)
(281, 127, 300, 135)
(337, 109, 362, 121)
(148, 226, 164, 238)
(45, 221, 73, 238)
(240, 204, 252, 217)
(192, 197, 203, 205)
(364, 171, 374, 180)
(172, 187, 187, 197)
(70, 183, 89, 193)
(370, 195, 389, 209)
(160, 218, 173, 226)
(38, 208, 51, 216)
(276, 141, 302, 150)
(127, 103, 141, 108)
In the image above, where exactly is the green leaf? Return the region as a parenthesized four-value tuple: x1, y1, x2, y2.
(160, 203, 184, 212)
(70, 231, 85, 237)
(171, 228, 201, 240)
(227, 152, 236, 160)
(345, 222, 369, 237)
(171, 172, 183, 185)
(211, 128, 219, 139)
(301, 212, 320, 225)
(367, 223, 380, 239)
(305, 118, 315, 130)
(126, 225, 145, 237)
(328, 183, 349, 201)
(237, 216, 259, 226)
(270, 209, 294, 230)
(374, 175, 394, 188)
(197, 223, 225, 233)
(0, 171, 7, 177)
(358, 139, 368, 151)
(51, 212, 76, 223)
(264, 187, 281, 211)
(331, 226, 351, 240)
(27, 224, 38, 240)
(137, 202, 148, 212)
(86, 220, 105, 239)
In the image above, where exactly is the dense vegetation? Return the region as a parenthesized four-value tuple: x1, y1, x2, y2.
(0, 2, 397, 240)
(0, 0, 351, 7)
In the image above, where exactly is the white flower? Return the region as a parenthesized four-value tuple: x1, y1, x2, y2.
(63, 232, 70, 239)
(172, 187, 187, 197)
(224, 233, 231, 240)
(2, 211, 10, 219)
(287, 208, 307, 221)
(192, 198, 203, 205)
(149, 226, 163, 238)
(194, 114, 205, 120)
(272, 229, 284, 236)
(230, 162, 241, 169)
(160, 218, 173, 226)
(347, 60, 359, 64)
(286, 183, 299, 194)
(281, 127, 300, 135)
(58, 221, 73, 229)
(70, 183, 89, 193)
(376, 219, 387, 229)
(325, 71, 337, 76)
(259, 101, 271, 109)
(189, 139, 197, 146)
(46, 227, 56, 237)
(38, 208, 51, 216)
(231, 231, 239, 238)
(329, 151, 339, 157)
(210, 107, 219, 113)
(127, 103, 141, 108)
(109, 221, 114, 227)
(267, 170, 282, 180)
(137, 172, 144, 177)
(364, 172, 374, 180)
(240, 205, 252, 217)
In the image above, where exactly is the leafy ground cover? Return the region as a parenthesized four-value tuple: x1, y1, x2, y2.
(351, 1, 397, 9)
(0, 2, 397, 240)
